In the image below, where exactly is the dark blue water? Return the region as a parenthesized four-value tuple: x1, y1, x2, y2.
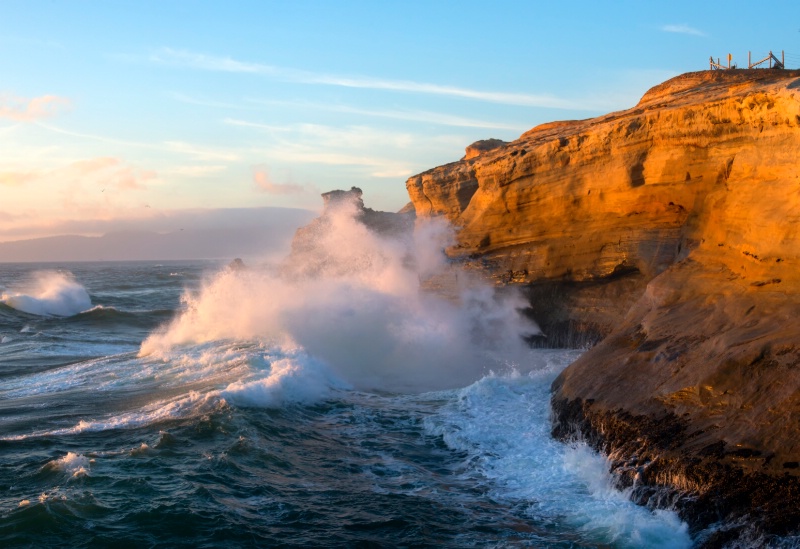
(0, 261, 692, 547)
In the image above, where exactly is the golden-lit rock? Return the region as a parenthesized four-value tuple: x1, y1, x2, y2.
(407, 70, 800, 284)
(463, 138, 508, 160)
(406, 69, 800, 541)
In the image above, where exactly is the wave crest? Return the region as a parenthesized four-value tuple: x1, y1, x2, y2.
(141, 204, 540, 393)
(1, 271, 91, 317)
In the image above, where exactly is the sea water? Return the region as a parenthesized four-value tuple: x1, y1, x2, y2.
(0, 209, 693, 547)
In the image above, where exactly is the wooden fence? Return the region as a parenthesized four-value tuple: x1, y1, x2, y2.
(709, 50, 785, 70)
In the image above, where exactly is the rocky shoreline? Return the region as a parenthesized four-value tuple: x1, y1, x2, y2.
(404, 69, 800, 545)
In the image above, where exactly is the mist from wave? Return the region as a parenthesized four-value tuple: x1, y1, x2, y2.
(140, 200, 539, 393)
(0, 205, 696, 547)
(1, 270, 91, 317)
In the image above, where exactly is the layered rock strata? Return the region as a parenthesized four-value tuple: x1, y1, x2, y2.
(406, 69, 800, 544)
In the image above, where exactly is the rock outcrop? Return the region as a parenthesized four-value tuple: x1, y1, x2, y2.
(286, 187, 415, 279)
(406, 69, 800, 544)
(463, 138, 508, 160)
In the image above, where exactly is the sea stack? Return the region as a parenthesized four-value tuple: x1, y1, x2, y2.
(405, 69, 800, 544)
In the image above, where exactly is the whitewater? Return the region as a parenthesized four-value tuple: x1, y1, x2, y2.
(0, 203, 693, 547)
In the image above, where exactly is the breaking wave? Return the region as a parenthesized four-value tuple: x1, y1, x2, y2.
(1, 271, 92, 317)
(140, 200, 540, 393)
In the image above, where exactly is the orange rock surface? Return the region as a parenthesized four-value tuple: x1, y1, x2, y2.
(406, 69, 800, 541)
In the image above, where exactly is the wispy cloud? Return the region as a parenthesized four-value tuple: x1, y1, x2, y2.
(226, 118, 456, 178)
(0, 157, 154, 192)
(0, 95, 70, 122)
(152, 48, 584, 110)
(163, 141, 240, 162)
(253, 167, 309, 195)
(35, 122, 240, 162)
(35, 121, 154, 148)
(152, 48, 274, 74)
(661, 24, 706, 37)
(165, 165, 228, 177)
(0, 171, 37, 187)
(170, 92, 258, 111)
(225, 119, 417, 150)
(244, 98, 529, 131)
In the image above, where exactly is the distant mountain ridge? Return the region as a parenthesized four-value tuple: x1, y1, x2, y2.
(0, 208, 316, 262)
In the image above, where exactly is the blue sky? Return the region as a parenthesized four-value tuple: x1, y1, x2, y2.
(2, 0, 799, 241)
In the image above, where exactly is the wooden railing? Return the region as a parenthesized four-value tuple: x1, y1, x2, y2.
(710, 51, 786, 70)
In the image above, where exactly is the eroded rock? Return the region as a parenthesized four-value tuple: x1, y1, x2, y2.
(405, 69, 800, 544)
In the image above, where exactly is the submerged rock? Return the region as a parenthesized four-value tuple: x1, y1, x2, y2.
(405, 69, 800, 544)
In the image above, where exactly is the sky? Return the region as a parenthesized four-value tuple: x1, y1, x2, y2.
(2, 0, 799, 243)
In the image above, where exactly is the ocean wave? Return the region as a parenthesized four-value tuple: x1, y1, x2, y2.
(423, 362, 692, 549)
(0, 271, 91, 317)
(1, 391, 226, 441)
(42, 452, 92, 478)
(139, 206, 539, 394)
(65, 305, 174, 328)
(220, 350, 350, 408)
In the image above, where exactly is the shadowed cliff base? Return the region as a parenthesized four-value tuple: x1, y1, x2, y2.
(405, 69, 800, 545)
(551, 396, 800, 547)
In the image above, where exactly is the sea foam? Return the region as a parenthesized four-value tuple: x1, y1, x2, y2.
(221, 350, 349, 407)
(1, 271, 91, 317)
(140, 200, 539, 393)
(44, 452, 91, 478)
(424, 360, 692, 549)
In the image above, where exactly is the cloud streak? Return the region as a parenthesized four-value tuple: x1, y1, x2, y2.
(244, 98, 529, 131)
(0, 95, 70, 122)
(0, 157, 154, 192)
(35, 121, 240, 163)
(152, 48, 585, 110)
(227, 118, 419, 177)
(253, 168, 308, 195)
(661, 24, 706, 37)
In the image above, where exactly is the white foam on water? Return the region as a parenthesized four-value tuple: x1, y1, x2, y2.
(220, 349, 350, 408)
(43, 452, 91, 478)
(424, 352, 693, 549)
(1, 390, 225, 441)
(1, 335, 11, 344)
(140, 201, 539, 393)
(60, 390, 224, 434)
(0, 271, 92, 317)
(0, 340, 255, 400)
(2, 340, 355, 442)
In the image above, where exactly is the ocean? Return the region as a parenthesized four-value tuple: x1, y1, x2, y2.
(0, 211, 694, 547)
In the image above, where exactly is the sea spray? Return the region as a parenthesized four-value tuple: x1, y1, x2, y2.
(220, 350, 349, 407)
(0, 261, 701, 547)
(424, 362, 693, 549)
(141, 199, 539, 392)
(1, 271, 91, 317)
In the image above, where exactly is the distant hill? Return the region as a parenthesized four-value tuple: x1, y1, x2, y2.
(0, 207, 316, 262)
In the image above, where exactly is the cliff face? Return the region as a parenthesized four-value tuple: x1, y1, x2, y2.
(408, 70, 800, 284)
(406, 70, 800, 543)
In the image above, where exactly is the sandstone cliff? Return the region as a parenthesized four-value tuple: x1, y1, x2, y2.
(406, 69, 800, 545)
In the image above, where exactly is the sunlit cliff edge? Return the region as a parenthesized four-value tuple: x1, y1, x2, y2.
(406, 69, 800, 545)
